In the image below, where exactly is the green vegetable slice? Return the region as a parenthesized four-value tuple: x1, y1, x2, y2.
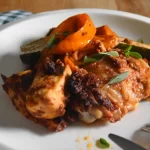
(117, 43, 150, 59)
(99, 138, 110, 148)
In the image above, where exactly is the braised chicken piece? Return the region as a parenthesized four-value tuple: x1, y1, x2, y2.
(68, 55, 150, 123)
(2, 57, 75, 130)
(26, 59, 72, 119)
(2, 71, 66, 131)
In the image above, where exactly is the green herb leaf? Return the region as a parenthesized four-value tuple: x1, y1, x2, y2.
(124, 45, 132, 52)
(46, 31, 70, 48)
(99, 138, 110, 148)
(83, 56, 97, 64)
(82, 51, 119, 65)
(98, 51, 119, 57)
(91, 51, 119, 59)
(125, 52, 130, 58)
(124, 45, 142, 59)
(129, 51, 142, 59)
(55, 31, 70, 36)
(62, 31, 70, 36)
(108, 71, 129, 85)
(124, 45, 132, 58)
(47, 34, 57, 48)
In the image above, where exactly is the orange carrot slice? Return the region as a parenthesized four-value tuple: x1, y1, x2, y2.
(48, 13, 96, 54)
(96, 25, 117, 36)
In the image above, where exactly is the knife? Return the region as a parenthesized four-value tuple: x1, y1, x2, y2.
(108, 133, 147, 150)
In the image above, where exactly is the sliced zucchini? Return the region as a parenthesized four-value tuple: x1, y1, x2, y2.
(117, 37, 150, 59)
(20, 51, 41, 67)
(20, 36, 49, 52)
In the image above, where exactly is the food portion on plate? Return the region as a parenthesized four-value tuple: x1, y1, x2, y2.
(2, 13, 150, 131)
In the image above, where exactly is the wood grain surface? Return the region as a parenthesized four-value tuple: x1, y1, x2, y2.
(0, 0, 150, 17)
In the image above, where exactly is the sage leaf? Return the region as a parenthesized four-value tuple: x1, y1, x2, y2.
(47, 31, 70, 48)
(62, 31, 70, 36)
(124, 45, 142, 59)
(108, 71, 129, 85)
(83, 56, 97, 64)
(82, 51, 119, 65)
(129, 51, 142, 59)
(125, 45, 132, 52)
(92, 51, 119, 59)
(125, 51, 130, 58)
(47, 34, 57, 48)
(124, 45, 132, 57)
(99, 51, 119, 57)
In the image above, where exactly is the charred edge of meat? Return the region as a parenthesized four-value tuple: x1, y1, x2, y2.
(64, 106, 78, 122)
(67, 70, 115, 111)
(2, 71, 35, 93)
(44, 57, 65, 76)
(50, 108, 78, 131)
(92, 90, 115, 111)
(46, 117, 68, 131)
(1, 74, 7, 82)
(20, 72, 35, 91)
(44, 57, 56, 74)
(37, 108, 77, 131)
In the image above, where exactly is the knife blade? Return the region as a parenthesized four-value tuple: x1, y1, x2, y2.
(108, 133, 147, 150)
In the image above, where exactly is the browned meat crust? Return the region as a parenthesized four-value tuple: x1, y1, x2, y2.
(2, 70, 75, 131)
(67, 69, 115, 112)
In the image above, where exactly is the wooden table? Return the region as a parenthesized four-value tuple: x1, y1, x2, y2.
(0, 0, 150, 17)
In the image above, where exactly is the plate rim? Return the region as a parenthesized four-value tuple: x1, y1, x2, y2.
(0, 8, 150, 150)
(0, 8, 150, 31)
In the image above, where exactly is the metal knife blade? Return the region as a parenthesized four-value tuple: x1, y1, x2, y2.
(109, 133, 147, 150)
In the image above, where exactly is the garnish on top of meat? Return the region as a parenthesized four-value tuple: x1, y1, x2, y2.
(67, 55, 150, 123)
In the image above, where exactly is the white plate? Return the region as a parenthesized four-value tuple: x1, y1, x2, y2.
(0, 9, 150, 150)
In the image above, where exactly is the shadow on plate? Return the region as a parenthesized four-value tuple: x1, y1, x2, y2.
(0, 142, 15, 150)
(132, 129, 150, 150)
(0, 91, 51, 136)
(0, 54, 50, 136)
(69, 119, 108, 129)
(0, 54, 24, 77)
